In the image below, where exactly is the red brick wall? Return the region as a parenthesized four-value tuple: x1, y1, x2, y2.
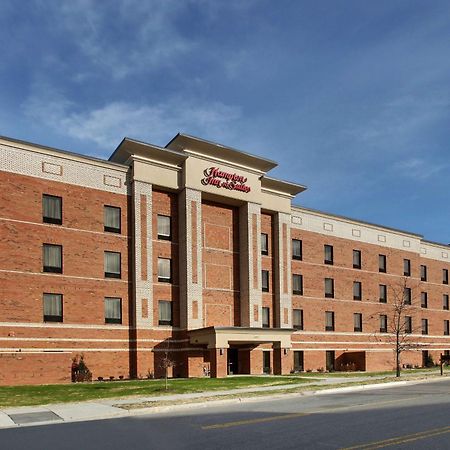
(0, 353, 71, 386)
(202, 201, 240, 327)
(0, 170, 132, 384)
(152, 190, 179, 327)
(261, 213, 275, 325)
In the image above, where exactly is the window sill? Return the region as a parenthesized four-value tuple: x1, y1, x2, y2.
(158, 278, 172, 283)
(44, 316, 63, 323)
(43, 218, 62, 225)
(43, 267, 63, 274)
(105, 273, 121, 279)
(104, 227, 121, 234)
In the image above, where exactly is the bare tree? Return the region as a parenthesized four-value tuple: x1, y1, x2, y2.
(159, 339, 176, 390)
(372, 277, 422, 377)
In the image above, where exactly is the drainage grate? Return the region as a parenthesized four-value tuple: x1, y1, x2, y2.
(9, 411, 62, 425)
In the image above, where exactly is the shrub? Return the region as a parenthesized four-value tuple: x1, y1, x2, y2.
(72, 354, 92, 382)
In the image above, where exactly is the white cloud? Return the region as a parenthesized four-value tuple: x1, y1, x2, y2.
(46, 0, 193, 79)
(23, 84, 241, 151)
(393, 157, 447, 180)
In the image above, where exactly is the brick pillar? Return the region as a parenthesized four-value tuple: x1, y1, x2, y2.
(273, 346, 291, 375)
(178, 188, 203, 330)
(131, 180, 153, 378)
(210, 348, 228, 378)
(239, 202, 262, 327)
(274, 212, 292, 328)
(249, 346, 264, 375)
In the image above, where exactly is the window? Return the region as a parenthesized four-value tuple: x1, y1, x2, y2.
(43, 194, 62, 225)
(104, 251, 121, 278)
(43, 244, 62, 273)
(353, 281, 362, 301)
(443, 294, 449, 310)
(354, 313, 362, 332)
(353, 250, 361, 269)
(420, 265, 427, 282)
(261, 233, 269, 255)
(444, 269, 449, 285)
(104, 206, 121, 233)
(104, 297, 122, 324)
(158, 300, 172, 326)
(292, 274, 303, 295)
(403, 259, 411, 276)
(421, 292, 428, 308)
(293, 309, 303, 330)
(262, 307, 270, 328)
(380, 314, 388, 333)
(326, 350, 335, 371)
(379, 284, 387, 303)
(379, 254, 387, 273)
(157, 215, 171, 240)
(293, 351, 304, 372)
(324, 245, 333, 265)
(421, 318, 428, 335)
(403, 287, 411, 305)
(292, 239, 302, 260)
(405, 316, 412, 334)
(262, 270, 269, 292)
(43, 293, 63, 322)
(445, 320, 450, 336)
(325, 311, 335, 331)
(158, 258, 172, 283)
(325, 278, 334, 298)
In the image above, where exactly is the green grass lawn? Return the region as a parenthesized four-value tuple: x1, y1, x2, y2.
(0, 376, 311, 408)
(0, 367, 443, 408)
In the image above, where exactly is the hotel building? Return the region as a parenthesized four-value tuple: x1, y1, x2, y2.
(1, 133, 449, 385)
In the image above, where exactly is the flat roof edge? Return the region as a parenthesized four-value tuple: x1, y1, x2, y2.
(421, 239, 450, 249)
(0, 135, 128, 170)
(292, 204, 424, 239)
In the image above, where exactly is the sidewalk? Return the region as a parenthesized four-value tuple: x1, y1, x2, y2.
(0, 373, 445, 429)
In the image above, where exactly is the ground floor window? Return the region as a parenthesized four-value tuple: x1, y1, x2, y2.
(293, 351, 304, 372)
(263, 351, 271, 374)
(326, 350, 335, 371)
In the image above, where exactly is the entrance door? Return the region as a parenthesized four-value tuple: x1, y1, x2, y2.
(227, 348, 239, 375)
(263, 351, 271, 374)
(294, 351, 304, 372)
(326, 351, 335, 372)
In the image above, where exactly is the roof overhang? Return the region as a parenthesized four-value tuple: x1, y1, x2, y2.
(261, 176, 307, 198)
(109, 137, 188, 166)
(188, 326, 294, 349)
(166, 133, 278, 173)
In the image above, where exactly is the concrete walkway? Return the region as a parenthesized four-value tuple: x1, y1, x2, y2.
(0, 373, 444, 430)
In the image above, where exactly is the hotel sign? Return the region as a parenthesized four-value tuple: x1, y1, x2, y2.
(201, 167, 251, 193)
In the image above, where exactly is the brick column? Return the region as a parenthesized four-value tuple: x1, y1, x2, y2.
(273, 346, 292, 375)
(131, 180, 153, 377)
(210, 348, 228, 378)
(239, 202, 262, 327)
(178, 188, 203, 330)
(249, 347, 264, 375)
(273, 212, 292, 328)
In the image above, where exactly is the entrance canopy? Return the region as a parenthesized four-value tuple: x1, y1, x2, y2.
(188, 326, 294, 349)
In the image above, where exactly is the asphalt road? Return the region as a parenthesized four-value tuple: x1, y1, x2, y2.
(2, 378, 450, 450)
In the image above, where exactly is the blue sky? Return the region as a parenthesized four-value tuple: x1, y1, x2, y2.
(0, 1, 449, 243)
